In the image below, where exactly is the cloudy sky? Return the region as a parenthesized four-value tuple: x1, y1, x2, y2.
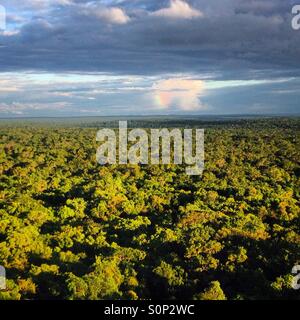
(0, 0, 299, 117)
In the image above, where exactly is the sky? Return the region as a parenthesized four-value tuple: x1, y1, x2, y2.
(0, 0, 299, 117)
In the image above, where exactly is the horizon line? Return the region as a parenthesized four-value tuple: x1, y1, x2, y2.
(0, 113, 300, 120)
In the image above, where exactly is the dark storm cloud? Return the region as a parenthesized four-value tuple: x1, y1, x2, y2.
(0, 0, 299, 78)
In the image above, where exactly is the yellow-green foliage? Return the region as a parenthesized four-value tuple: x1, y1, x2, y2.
(0, 118, 299, 300)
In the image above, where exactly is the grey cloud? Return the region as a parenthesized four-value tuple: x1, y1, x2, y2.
(0, 0, 299, 79)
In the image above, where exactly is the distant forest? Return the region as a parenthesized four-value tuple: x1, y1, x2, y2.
(0, 117, 299, 300)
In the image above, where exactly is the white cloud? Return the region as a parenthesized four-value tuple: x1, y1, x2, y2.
(93, 7, 130, 24)
(206, 78, 294, 90)
(152, 0, 203, 19)
(1, 30, 20, 37)
(0, 102, 70, 114)
(0, 79, 22, 92)
(1, 0, 72, 10)
(151, 78, 206, 111)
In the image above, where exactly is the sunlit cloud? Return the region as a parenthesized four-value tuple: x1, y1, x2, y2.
(152, 0, 203, 20)
(0, 79, 22, 92)
(91, 6, 130, 24)
(151, 78, 206, 111)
